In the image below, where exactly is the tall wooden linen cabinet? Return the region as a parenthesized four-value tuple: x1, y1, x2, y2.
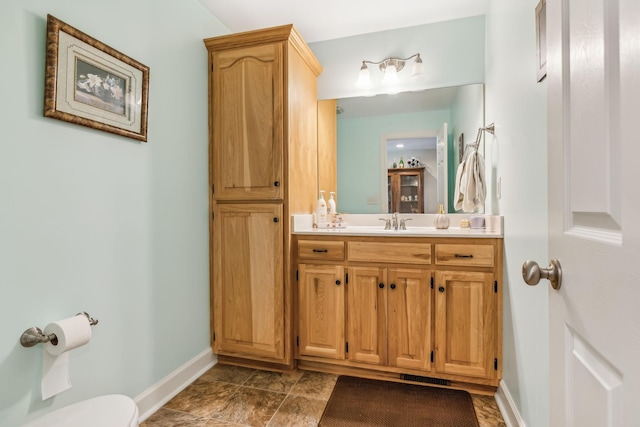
(204, 26, 322, 369)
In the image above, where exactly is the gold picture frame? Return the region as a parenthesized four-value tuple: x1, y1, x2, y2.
(43, 15, 149, 142)
(535, 0, 547, 82)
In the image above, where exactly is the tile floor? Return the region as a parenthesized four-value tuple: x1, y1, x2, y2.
(141, 364, 506, 427)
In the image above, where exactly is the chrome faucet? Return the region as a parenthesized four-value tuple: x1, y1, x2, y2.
(400, 218, 412, 230)
(391, 212, 399, 230)
(378, 217, 391, 230)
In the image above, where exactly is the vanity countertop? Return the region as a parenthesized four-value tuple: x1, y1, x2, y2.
(292, 214, 503, 238)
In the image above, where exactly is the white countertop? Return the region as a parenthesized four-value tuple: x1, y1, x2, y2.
(292, 214, 503, 238)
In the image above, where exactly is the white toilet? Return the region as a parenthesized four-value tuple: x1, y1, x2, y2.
(21, 394, 139, 427)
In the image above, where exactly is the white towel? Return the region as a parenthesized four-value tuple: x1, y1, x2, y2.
(454, 149, 486, 212)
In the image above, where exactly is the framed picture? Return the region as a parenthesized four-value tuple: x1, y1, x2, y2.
(44, 15, 149, 142)
(535, 0, 547, 82)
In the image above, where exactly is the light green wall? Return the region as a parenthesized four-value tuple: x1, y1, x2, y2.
(337, 110, 451, 213)
(0, 1, 227, 425)
(485, 0, 549, 426)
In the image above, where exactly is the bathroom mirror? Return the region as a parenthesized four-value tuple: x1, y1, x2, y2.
(332, 84, 484, 214)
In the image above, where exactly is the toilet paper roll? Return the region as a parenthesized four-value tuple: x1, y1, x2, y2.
(41, 315, 92, 400)
(43, 315, 92, 356)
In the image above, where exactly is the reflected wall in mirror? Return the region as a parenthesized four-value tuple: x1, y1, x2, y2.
(333, 84, 484, 214)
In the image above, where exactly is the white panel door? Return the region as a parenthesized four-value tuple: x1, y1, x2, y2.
(547, 0, 640, 425)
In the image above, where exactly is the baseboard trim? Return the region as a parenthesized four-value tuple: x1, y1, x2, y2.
(135, 348, 217, 422)
(495, 380, 526, 427)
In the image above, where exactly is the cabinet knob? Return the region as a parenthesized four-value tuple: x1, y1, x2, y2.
(438, 286, 445, 293)
(378, 282, 385, 289)
(274, 181, 280, 187)
(273, 217, 279, 223)
(335, 280, 341, 286)
(390, 283, 396, 290)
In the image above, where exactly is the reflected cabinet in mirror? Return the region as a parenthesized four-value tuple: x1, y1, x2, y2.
(329, 84, 484, 214)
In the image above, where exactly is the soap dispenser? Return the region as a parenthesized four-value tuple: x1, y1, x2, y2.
(328, 192, 337, 214)
(316, 190, 327, 226)
(434, 204, 450, 229)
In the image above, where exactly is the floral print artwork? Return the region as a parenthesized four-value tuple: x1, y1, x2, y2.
(75, 58, 127, 116)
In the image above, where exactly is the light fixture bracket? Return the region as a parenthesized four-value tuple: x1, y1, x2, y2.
(379, 58, 406, 73)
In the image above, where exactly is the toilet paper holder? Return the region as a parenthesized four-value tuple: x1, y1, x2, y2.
(19, 312, 98, 348)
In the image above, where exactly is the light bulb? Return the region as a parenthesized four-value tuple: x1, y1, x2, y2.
(382, 64, 398, 85)
(411, 55, 426, 79)
(355, 62, 372, 89)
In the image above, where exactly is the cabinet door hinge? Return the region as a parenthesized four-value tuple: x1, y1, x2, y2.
(494, 281, 498, 293)
(212, 331, 216, 342)
(212, 184, 214, 194)
(494, 358, 498, 370)
(212, 212, 214, 220)
(345, 342, 349, 353)
(346, 273, 349, 284)
(430, 350, 434, 363)
(296, 270, 298, 281)
(296, 336, 299, 347)
(430, 276, 434, 289)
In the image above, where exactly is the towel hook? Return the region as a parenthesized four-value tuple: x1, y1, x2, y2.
(470, 123, 496, 149)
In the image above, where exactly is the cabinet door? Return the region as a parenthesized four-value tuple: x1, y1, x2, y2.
(347, 267, 387, 365)
(212, 44, 284, 200)
(434, 271, 496, 379)
(297, 264, 345, 359)
(213, 204, 284, 361)
(387, 268, 432, 371)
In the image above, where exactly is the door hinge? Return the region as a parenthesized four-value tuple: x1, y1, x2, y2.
(494, 281, 498, 293)
(494, 358, 498, 370)
(345, 342, 349, 353)
(296, 270, 298, 281)
(212, 331, 216, 342)
(430, 277, 434, 289)
(212, 184, 214, 194)
(296, 336, 299, 347)
(430, 350, 434, 363)
(212, 212, 214, 220)
(346, 273, 349, 284)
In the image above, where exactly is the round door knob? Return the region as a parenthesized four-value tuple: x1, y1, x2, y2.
(522, 259, 562, 290)
(438, 286, 445, 293)
(335, 280, 341, 286)
(378, 283, 385, 289)
(390, 283, 396, 290)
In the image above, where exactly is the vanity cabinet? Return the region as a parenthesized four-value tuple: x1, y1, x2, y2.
(297, 264, 345, 360)
(294, 235, 503, 394)
(348, 266, 432, 371)
(205, 25, 322, 368)
(388, 167, 425, 214)
(434, 270, 496, 379)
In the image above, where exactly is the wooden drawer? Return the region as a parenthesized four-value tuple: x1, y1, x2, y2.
(348, 242, 431, 265)
(298, 240, 345, 261)
(435, 244, 494, 267)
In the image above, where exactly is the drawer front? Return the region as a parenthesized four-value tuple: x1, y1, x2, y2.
(435, 244, 494, 267)
(348, 242, 431, 265)
(298, 240, 345, 261)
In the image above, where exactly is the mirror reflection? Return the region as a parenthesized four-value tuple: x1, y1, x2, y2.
(332, 84, 484, 214)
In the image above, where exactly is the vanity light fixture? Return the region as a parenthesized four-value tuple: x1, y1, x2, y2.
(355, 53, 426, 89)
